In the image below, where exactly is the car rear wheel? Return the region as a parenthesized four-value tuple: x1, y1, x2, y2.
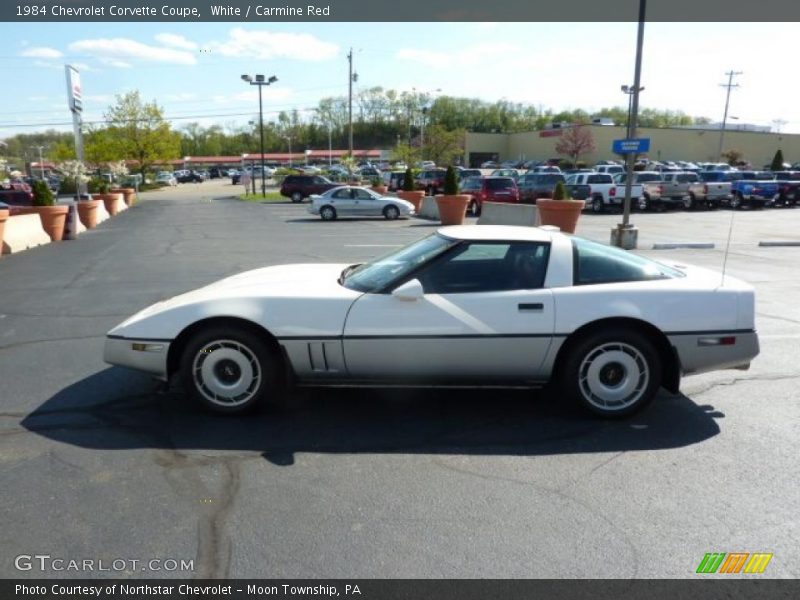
(181, 326, 278, 414)
(592, 196, 605, 214)
(291, 191, 303, 203)
(469, 200, 481, 217)
(683, 194, 695, 210)
(383, 205, 400, 220)
(320, 205, 337, 221)
(561, 328, 661, 418)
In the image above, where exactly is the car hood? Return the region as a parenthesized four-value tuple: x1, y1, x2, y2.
(108, 263, 359, 337)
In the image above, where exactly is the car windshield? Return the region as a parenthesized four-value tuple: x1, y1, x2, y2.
(487, 178, 514, 189)
(341, 234, 458, 293)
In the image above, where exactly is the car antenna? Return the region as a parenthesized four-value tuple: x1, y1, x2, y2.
(720, 207, 736, 288)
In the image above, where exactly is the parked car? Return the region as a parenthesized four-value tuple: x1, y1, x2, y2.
(104, 225, 760, 418)
(659, 172, 707, 210)
(490, 168, 521, 181)
(280, 174, 338, 203)
(457, 168, 483, 181)
(419, 161, 437, 169)
(155, 172, 178, 187)
(460, 176, 519, 217)
(567, 172, 645, 214)
(727, 171, 779, 210)
(357, 166, 381, 180)
(696, 171, 734, 207)
(596, 164, 625, 176)
(518, 173, 566, 203)
(480, 160, 499, 169)
(308, 186, 415, 221)
(772, 171, 800, 207)
(415, 169, 447, 195)
(612, 172, 664, 212)
(175, 170, 205, 183)
(384, 171, 408, 192)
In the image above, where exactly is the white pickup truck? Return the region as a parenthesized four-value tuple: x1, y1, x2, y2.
(565, 172, 645, 214)
(612, 171, 665, 212)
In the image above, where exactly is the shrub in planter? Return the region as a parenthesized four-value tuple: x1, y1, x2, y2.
(31, 179, 68, 241)
(397, 166, 424, 211)
(434, 165, 470, 226)
(537, 180, 585, 234)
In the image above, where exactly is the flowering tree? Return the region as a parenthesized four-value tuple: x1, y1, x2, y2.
(108, 160, 129, 180)
(555, 125, 596, 165)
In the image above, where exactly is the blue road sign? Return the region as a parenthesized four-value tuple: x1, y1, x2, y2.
(613, 138, 651, 154)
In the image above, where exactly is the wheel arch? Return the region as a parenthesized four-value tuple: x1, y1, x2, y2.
(167, 316, 289, 383)
(553, 317, 680, 393)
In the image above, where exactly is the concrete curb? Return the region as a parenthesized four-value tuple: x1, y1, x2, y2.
(652, 243, 715, 250)
(758, 241, 800, 247)
(2, 214, 51, 254)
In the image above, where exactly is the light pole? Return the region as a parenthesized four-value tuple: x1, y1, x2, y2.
(620, 85, 643, 139)
(32, 145, 46, 179)
(241, 73, 278, 197)
(327, 123, 332, 166)
(718, 70, 742, 159)
(612, 0, 647, 250)
(284, 135, 293, 167)
(412, 87, 441, 160)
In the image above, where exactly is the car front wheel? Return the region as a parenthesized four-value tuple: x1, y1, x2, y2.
(291, 191, 303, 203)
(320, 205, 337, 221)
(383, 205, 400, 220)
(181, 326, 278, 414)
(561, 328, 661, 418)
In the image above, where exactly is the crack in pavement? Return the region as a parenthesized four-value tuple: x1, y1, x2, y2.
(684, 373, 798, 398)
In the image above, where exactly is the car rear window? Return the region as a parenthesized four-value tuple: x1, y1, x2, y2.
(486, 178, 515, 190)
(636, 173, 662, 182)
(572, 237, 685, 285)
(586, 174, 613, 184)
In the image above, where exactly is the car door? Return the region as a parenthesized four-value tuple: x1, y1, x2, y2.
(342, 241, 556, 382)
(351, 188, 380, 216)
(327, 187, 355, 215)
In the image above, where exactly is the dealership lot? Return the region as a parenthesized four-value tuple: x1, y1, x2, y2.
(1, 180, 798, 578)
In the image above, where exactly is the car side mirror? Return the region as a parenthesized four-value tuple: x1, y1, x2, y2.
(392, 279, 424, 301)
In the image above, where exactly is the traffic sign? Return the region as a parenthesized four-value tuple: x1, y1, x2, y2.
(613, 138, 650, 154)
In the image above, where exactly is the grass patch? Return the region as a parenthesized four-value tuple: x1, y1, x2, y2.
(237, 191, 287, 203)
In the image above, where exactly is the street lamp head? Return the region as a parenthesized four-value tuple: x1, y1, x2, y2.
(268, 75, 278, 84)
(621, 85, 630, 93)
(255, 74, 265, 82)
(241, 74, 252, 82)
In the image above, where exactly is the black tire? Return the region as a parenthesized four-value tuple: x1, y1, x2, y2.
(319, 205, 337, 221)
(468, 200, 481, 217)
(291, 191, 303, 203)
(383, 204, 400, 220)
(560, 328, 662, 418)
(730, 193, 742, 210)
(637, 196, 649, 212)
(591, 196, 605, 214)
(684, 194, 695, 211)
(180, 326, 279, 415)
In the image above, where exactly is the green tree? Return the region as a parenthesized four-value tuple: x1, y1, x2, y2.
(424, 125, 465, 166)
(771, 149, 785, 171)
(88, 91, 180, 176)
(391, 142, 420, 167)
(443, 165, 459, 195)
(32, 180, 54, 206)
(402, 167, 414, 192)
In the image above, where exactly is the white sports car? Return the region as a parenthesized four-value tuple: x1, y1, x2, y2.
(308, 186, 415, 221)
(104, 225, 759, 418)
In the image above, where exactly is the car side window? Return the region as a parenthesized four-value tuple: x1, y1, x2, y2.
(572, 237, 683, 285)
(332, 188, 350, 199)
(415, 242, 550, 294)
(354, 189, 372, 199)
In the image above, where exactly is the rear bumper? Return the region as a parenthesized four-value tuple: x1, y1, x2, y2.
(104, 336, 171, 381)
(669, 330, 759, 376)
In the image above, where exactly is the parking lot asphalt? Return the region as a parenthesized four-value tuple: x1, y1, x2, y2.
(1, 179, 799, 579)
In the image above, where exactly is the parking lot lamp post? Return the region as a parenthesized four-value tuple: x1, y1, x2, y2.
(284, 136, 293, 167)
(612, 0, 646, 250)
(241, 74, 278, 197)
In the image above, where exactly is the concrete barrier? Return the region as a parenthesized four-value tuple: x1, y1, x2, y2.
(478, 202, 540, 226)
(418, 196, 440, 220)
(96, 202, 111, 224)
(2, 214, 51, 254)
(116, 197, 128, 213)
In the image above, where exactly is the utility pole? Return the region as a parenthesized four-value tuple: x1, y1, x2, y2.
(718, 70, 742, 159)
(772, 119, 786, 134)
(347, 47, 355, 157)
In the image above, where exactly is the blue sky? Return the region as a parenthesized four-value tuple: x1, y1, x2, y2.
(2, 22, 799, 139)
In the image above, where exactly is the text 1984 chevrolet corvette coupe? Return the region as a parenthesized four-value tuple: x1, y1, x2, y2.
(104, 225, 759, 418)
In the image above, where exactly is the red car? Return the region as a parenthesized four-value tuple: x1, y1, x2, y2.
(460, 176, 519, 217)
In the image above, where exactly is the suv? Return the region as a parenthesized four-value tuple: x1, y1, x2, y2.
(460, 176, 519, 217)
(415, 169, 447, 195)
(518, 172, 566, 203)
(280, 174, 338, 203)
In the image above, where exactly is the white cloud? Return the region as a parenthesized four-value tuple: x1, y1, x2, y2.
(396, 48, 451, 68)
(68, 38, 197, 65)
(155, 33, 198, 51)
(20, 47, 63, 59)
(211, 28, 338, 61)
(100, 58, 132, 69)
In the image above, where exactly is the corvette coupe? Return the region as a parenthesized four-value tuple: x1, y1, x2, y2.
(104, 225, 759, 418)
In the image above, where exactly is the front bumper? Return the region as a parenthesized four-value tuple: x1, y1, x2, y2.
(104, 336, 171, 381)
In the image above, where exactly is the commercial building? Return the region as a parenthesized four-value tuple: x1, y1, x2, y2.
(464, 125, 800, 167)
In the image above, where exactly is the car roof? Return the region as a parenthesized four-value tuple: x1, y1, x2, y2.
(437, 225, 555, 243)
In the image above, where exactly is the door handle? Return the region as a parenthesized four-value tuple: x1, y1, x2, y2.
(518, 303, 544, 311)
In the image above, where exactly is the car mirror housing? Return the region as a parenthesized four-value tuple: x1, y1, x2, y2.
(391, 279, 424, 301)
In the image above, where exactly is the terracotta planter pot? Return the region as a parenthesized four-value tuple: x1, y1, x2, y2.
(111, 187, 136, 206)
(371, 185, 388, 195)
(21, 205, 69, 241)
(536, 199, 586, 234)
(435, 194, 471, 226)
(77, 200, 102, 229)
(397, 190, 425, 212)
(97, 193, 123, 216)
(0, 208, 8, 255)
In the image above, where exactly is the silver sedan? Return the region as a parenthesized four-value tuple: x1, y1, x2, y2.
(308, 186, 416, 221)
